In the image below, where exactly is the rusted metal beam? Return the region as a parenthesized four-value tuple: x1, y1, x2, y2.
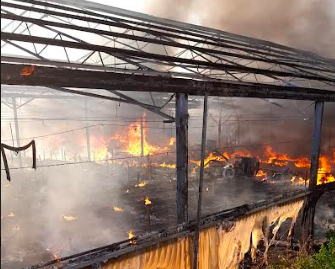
(2, 0, 331, 67)
(2, 32, 334, 82)
(2, 13, 334, 74)
(2, 64, 335, 101)
(309, 101, 325, 189)
(176, 93, 189, 224)
(193, 93, 209, 269)
(300, 101, 325, 253)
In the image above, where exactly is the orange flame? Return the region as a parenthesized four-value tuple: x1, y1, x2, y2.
(128, 230, 135, 240)
(46, 249, 61, 263)
(135, 181, 148, 188)
(108, 116, 175, 157)
(144, 196, 152, 206)
(152, 162, 176, 169)
(263, 146, 291, 166)
(256, 170, 267, 177)
(128, 230, 136, 244)
(168, 137, 176, 146)
(290, 176, 307, 186)
(317, 156, 335, 185)
(109, 118, 159, 156)
(293, 157, 310, 168)
(20, 65, 35, 76)
(190, 152, 227, 168)
(113, 206, 123, 212)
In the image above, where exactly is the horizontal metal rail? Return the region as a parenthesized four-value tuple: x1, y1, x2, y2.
(2, 63, 335, 101)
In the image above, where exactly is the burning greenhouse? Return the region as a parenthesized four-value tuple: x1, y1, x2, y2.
(1, 0, 335, 269)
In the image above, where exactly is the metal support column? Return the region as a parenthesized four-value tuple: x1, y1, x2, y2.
(309, 101, 324, 189)
(141, 118, 144, 158)
(193, 93, 209, 269)
(12, 97, 22, 167)
(140, 117, 145, 174)
(217, 108, 222, 148)
(176, 93, 188, 224)
(300, 101, 324, 253)
(85, 100, 91, 161)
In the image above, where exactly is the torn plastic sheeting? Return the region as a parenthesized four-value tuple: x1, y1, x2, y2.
(102, 199, 303, 269)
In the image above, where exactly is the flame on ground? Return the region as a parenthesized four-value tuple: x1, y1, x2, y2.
(190, 148, 334, 186)
(135, 181, 148, 188)
(128, 230, 135, 240)
(113, 206, 123, 212)
(144, 196, 152, 206)
(46, 249, 60, 262)
(260, 147, 334, 185)
(256, 170, 267, 177)
(63, 215, 76, 221)
(169, 137, 176, 146)
(152, 162, 176, 169)
(290, 176, 308, 186)
(46, 242, 67, 264)
(128, 230, 136, 245)
(190, 152, 228, 168)
(7, 212, 15, 217)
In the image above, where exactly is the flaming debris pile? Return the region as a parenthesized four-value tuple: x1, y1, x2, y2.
(189, 146, 335, 186)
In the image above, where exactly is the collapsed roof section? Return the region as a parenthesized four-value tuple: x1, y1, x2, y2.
(1, 0, 335, 101)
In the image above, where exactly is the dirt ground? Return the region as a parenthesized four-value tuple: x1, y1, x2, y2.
(1, 162, 333, 269)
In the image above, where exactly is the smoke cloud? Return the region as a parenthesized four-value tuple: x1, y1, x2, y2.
(147, 0, 335, 58)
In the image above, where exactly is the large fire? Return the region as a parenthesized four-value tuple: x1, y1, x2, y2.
(191, 146, 334, 186)
(262, 146, 312, 169)
(108, 116, 174, 157)
(81, 116, 334, 187)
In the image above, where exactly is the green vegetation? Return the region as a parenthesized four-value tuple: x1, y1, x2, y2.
(268, 230, 335, 269)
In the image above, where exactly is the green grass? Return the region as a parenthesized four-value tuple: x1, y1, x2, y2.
(268, 230, 335, 269)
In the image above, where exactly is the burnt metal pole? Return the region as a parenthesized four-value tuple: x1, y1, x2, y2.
(300, 101, 324, 253)
(85, 100, 91, 161)
(193, 93, 208, 269)
(309, 101, 324, 189)
(140, 117, 145, 175)
(140, 118, 144, 158)
(218, 108, 222, 148)
(176, 93, 188, 224)
(11, 97, 23, 168)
